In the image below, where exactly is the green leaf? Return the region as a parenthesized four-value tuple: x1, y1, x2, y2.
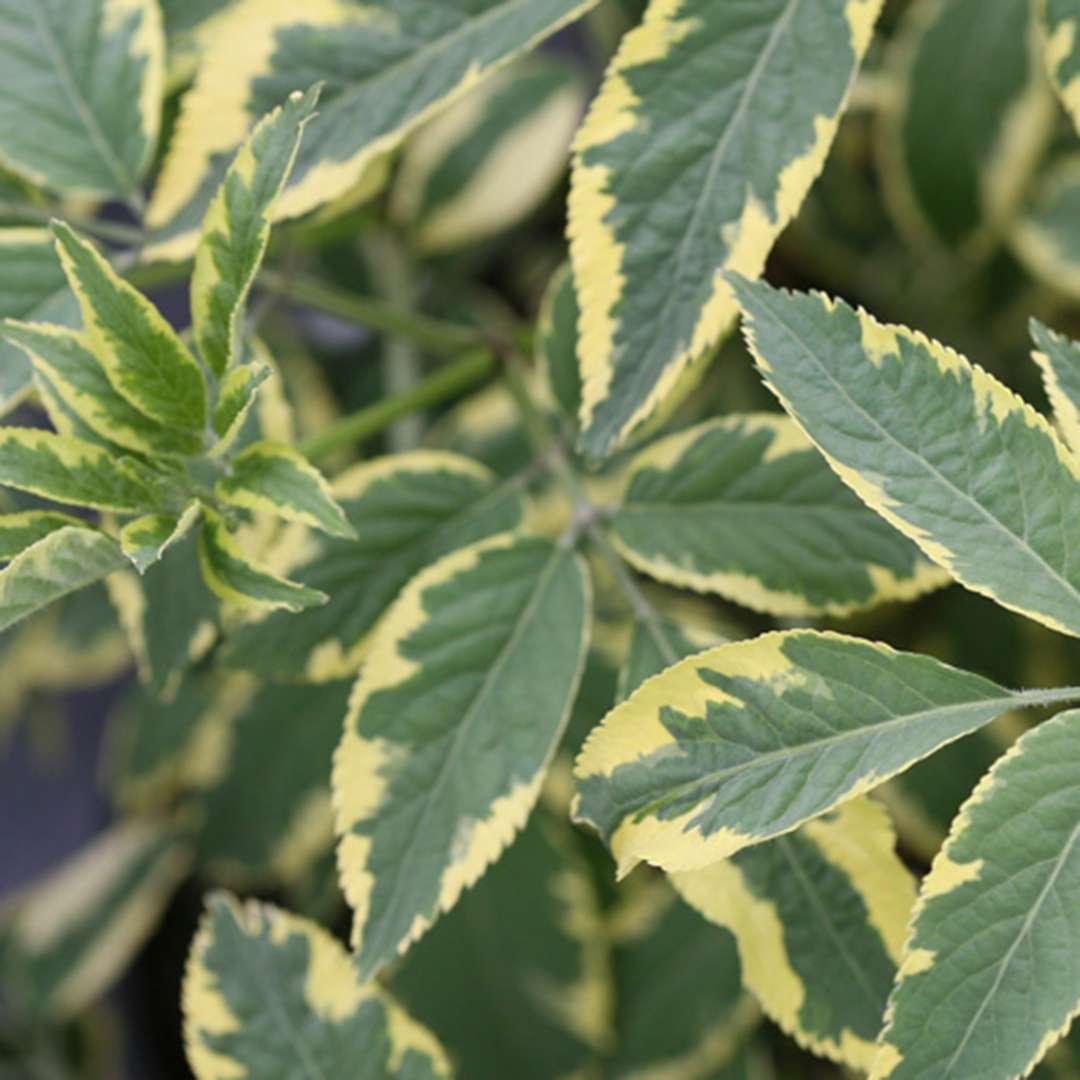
(110, 672, 251, 812)
(191, 87, 318, 377)
(675, 798, 914, 1072)
(197, 680, 352, 887)
(573, 629, 1076, 876)
(611, 414, 947, 617)
(183, 893, 451, 1080)
(223, 451, 525, 682)
(0, 821, 189, 1017)
(197, 508, 327, 614)
(0, 510, 82, 561)
(334, 533, 590, 982)
(119, 501, 200, 572)
(109, 531, 220, 700)
(51, 222, 208, 433)
(216, 441, 354, 539)
(1012, 157, 1080, 303)
(212, 360, 270, 449)
(607, 879, 754, 1079)
(0, 0, 163, 200)
(1041, 0, 1080, 131)
(732, 277, 1080, 639)
(0, 229, 78, 416)
(569, 0, 882, 458)
(392, 811, 612, 1079)
(0, 525, 127, 631)
(537, 262, 582, 429)
(1030, 317, 1080, 450)
(146, 0, 600, 261)
(0, 427, 158, 512)
(616, 613, 721, 705)
(879, 0, 1052, 250)
(873, 710, 1080, 1080)
(392, 57, 585, 254)
(1, 320, 204, 458)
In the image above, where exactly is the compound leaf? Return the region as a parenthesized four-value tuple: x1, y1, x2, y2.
(334, 534, 590, 982)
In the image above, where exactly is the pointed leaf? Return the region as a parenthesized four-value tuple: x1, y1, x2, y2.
(197, 509, 327, 614)
(0, 822, 189, 1017)
(0, 228, 78, 416)
(612, 414, 947, 617)
(183, 893, 451, 1080)
(223, 452, 525, 682)
(1041, 0, 1080, 131)
(0, 427, 158, 512)
(192, 87, 318, 377)
(1031, 317, 1080, 449)
(334, 534, 590, 982)
(119, 501, 200, 572)
(0, 0, 163, 200)
(0, 510, 82, 561)
(0, 525, 127, 631)
(733, 276, 1080, 639)
(212, 360, 270, 450)
(216, 441, 354, 539)
(674, 799, 915, 1071)
(1, 320, 204, 457)
(569, 0, 882, 458)
(52, 222, 208, 432)
(147, 0, 600, 260)
(537, 262, 582, 428)
(874, 709, 1080, 1080)
(573, 629, 1070, 876)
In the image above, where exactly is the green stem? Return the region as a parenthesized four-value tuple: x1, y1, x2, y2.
(1013, 686, 1080, 710)
(499, 352, 679, 666)
(260, 269, 483, 356)
(298, 348, 496, 461)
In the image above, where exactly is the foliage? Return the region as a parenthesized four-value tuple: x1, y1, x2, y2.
(5, 1, 1080, 1078)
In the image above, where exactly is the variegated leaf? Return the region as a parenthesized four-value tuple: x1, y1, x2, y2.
(223, 452, 525, 682)
(191, 86, 318, 377)
(119, 501, 201, 572)
(0, 0, 163, 201)
(147, 0, 600, 261)
(573, 629, 1076, 876)
(537, 262, 582, 429)
(1041, 0, 1080, 131)
(216, 441, 353, 539)
(197, 509, 327, 614)
(0, 525, 127, 632)
(0, 427, 158, 512)
(1012, 157, 1080, 301)
(52, 222, 208, 433)
(880, 0, 1052, 250)
(732, 276, 1080, 639)
(616, 612, 721, 706)
(1, 321, 204, 458)
(0, 821, 190, 1017)
(393, 57, 585, 253)
(183, 893, 451, 1080)
(874, 710, 1080, 1080)
(334, 533, 590, 981)
(569, 0, 882, 458)
(212, 361, 270, 450)
(0, 229, 78, 416)
(0, 511, 82, 562)
(197, 679, 352, 886)
(674, 799, 915, 1072)
(392, 810, 612, 1078)
(611, 414, 947, 617)
(1031, 317, 1080, 450)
